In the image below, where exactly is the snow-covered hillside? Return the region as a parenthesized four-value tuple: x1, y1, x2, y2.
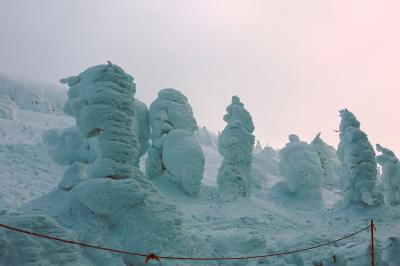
(0, 76, 74, 209)
(1, 71, 399, 266)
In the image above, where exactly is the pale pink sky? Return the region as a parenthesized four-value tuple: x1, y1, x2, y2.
(1, 1, 399, 153)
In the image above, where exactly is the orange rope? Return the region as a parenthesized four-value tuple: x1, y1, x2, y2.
(0, 223, 370, 264)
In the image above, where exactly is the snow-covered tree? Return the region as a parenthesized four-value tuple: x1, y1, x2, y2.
(145, 88, 204, 196)
(195, 126, 218, 147)
(337, 109, 383, 206)
(0, 95, 16, 120)
(376, 144, 400, 205)
(133, 99, 150, 166)
(311, 133, 340, 187)
(279, 134, 322, 198)
(254, 140, 263, 153)
(61, 61, 139, 179)
(0, 74, 66, 113)
(217, 95, 255, 198)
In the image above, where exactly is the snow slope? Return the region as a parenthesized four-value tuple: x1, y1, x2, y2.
(0, 109, 73, 210)
(1, 79, 400, 265)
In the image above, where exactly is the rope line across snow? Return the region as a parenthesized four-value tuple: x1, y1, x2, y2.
(0, 222, 371, 264)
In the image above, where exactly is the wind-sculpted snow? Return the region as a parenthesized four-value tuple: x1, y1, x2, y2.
(311, 133, 340, 187)
(217, 96, 255, 198)
(61, 62, 139, 179)
(376, 144, 400, 205)
(146, 88, 204, 196)
(337, 109, 383, 206)
(278, 134, 323, 200)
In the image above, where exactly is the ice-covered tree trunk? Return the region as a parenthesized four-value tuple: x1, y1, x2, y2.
(311, 133, 340, 187)
(61, 61, 139, 179)
(337, 109, 383, 206)
(217, 96, 255, 198)
(376, 144, 400, 205)
(145, 88, 204, 196)
(279, 134, 322, 199)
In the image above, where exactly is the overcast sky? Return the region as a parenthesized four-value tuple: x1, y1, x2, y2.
(1, 0, 399, 153)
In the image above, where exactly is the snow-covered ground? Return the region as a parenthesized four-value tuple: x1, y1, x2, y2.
(0, 109, 73, 209)
(1, 76, 399, 265)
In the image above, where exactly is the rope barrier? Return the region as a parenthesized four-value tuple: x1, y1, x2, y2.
(0, 222, 371, 264)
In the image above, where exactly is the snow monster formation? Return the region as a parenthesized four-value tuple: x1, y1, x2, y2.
(337, 109, 383, 206)
(61, 62, 140, 179)
(279, 134, 323, 200)
(145, 88, 204, 197)
(217, 95, 255, 198)
(1, 63, 211, 266)
(311, 133, 340, 187)
(376, 144, 400, 205)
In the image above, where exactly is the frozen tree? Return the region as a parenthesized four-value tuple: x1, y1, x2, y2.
(217, 95, 255, 198)
(0, 95, 16, 120)
(376, 144, 400, 205)
(0, 74, 66, 113)
(146, 88, 204, 196)
(195, 126, 218, 147)
(311, 133, 340, 187)
(337, 109, 383, 206)
(133, 99, 150, 166)
(61, 61, 139, 179)
(279, 134, 322, 198)
(254, 140, 263, 153)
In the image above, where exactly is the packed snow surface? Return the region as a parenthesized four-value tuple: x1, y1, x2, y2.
(0, 73, 400, 265)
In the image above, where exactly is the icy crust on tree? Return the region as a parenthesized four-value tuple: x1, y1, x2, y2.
(0, 74, 67, 113)
(146, 88, 204, 196)
(278, 134, 323, 199)
(311, 133, 340, 187)
(42, 126, 94, 166)
(162, 129, 205, 196)
(217, 96, 255, 198)
(61, 62, 140, 179)
(376, 144, 400, 205)
(134, 99, 150, 166)
(0, 95, 16, 120)
(148, 88, 197, 140)
(337, 109, 383, 206)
